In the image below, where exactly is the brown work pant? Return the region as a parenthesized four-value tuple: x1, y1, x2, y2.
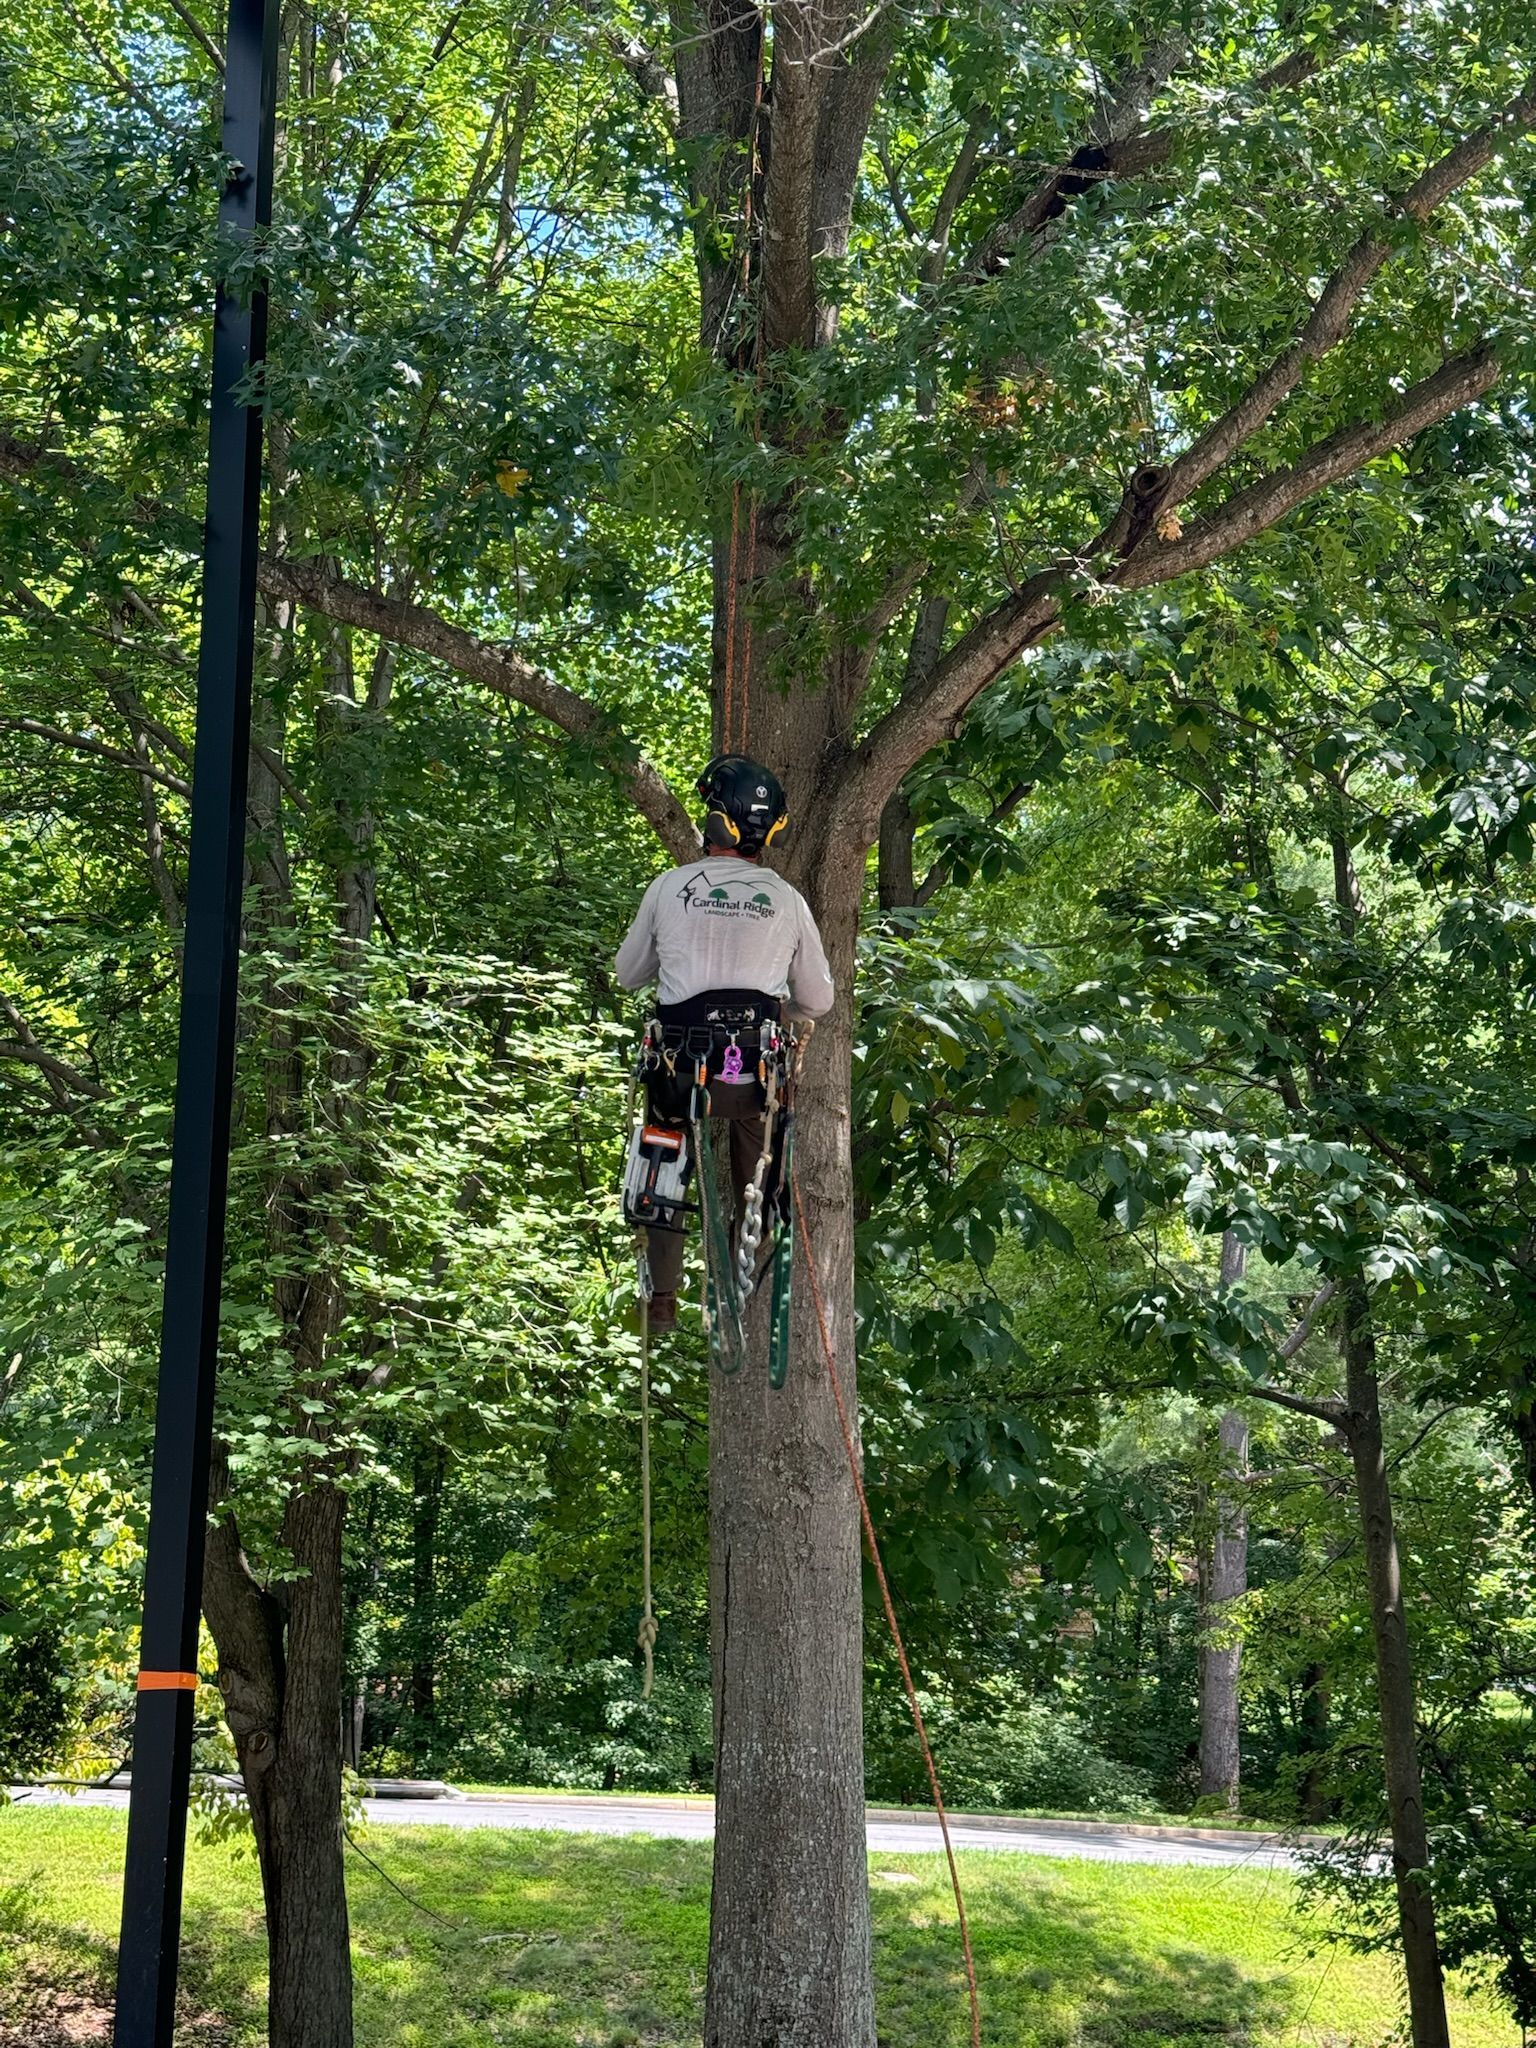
(643, 1088, 766, 1299)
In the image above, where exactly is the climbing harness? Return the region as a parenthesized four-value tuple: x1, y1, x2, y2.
(791, 1168, 984, 2048)
(622, 1006, 797, 1384)
(620, 1004, 797, 1690)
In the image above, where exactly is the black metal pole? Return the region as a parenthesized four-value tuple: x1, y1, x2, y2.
(113, 2, 279, 2040)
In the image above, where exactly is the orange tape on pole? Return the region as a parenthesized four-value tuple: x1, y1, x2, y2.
(136, 1671, 200, 1691)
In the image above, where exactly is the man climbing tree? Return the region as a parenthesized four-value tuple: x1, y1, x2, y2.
(616, 754, 833, 1332)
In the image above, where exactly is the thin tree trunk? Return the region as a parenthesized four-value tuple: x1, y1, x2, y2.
(1340, 1281, 1449, 2048)
(1296, 1660, 1332, 1821)
(705, 858, 875, 2048)
(201, 619, 372, 2045)
(1198, 1405, 1248, 1808)
(410, 1445, 443, 1761)
(344, 1691, 365, 1772)
(1506, 1368, 1536, 1521)
(1199, 1234, 1248, 1809)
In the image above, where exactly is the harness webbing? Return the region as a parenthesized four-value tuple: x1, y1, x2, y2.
(790, 1168, 984, 2048)
(693, 1116, 747, 1374)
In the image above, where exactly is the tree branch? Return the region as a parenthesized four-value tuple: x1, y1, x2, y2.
(260, 558, 697, 859)
(341, 5, 469, 234)
(1119, 344, 1501, 591)
(921, 108, 990, 289)
(1153, 70, 1536, 518)
(760, 2, 823, 351)
(164, 0, 225, 74)
(847, 343, 1499, 833)
(812, 11, 899, 289)
(0, 715, 193, 796)
(0, 432, 697, 859)
(0, 1039, 106, 1101)
(968, 32, 1190, 273)
(967, 9, 1399, 278)
(668, 0, 762, 350)
(914, 779, 1033, 905)
(606, 26, 679, 126)
(1279, 1280, 1338, 1360)
(1250, 1381, 1348, 1426)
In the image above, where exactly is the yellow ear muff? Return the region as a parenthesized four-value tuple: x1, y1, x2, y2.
(764, 813, 788, 847)
(707, 809, 741, 845)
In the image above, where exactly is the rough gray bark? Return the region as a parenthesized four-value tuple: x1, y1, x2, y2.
(205, 1478, 353, 2048)
(1199, 1234, 1249, 1810)
(254, 1486, 352, 2048)
(1339, 1283, 1450, 2048)
(705, 839, 874, 2048)
(1197, 1405, 1248, 1807)
(877, 788, 917, 911)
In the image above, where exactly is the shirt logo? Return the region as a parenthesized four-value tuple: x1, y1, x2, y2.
(678, 874, 777, 920)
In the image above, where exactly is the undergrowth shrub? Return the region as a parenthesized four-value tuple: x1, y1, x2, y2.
(867, 1689, 1158, 1814)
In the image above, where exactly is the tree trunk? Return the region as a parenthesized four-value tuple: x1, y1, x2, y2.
(250, 1485, 353, 2048)
(1506, 1368, 1536, 1522)
(344, 1690, 365, 1772)
(205, 1475, 353, 2048)
(1296, 1660, 1332, 1822)
(410, 1445, 443, 1762)
(1198, 1406, 1248, 1809)
(1199, 1233, 1248, 1810)
(705, 851, 875, 2048)
(1340, 1282, 1449, 2048)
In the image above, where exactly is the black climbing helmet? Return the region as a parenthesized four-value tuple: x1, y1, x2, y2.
(696, 755, 789, 855)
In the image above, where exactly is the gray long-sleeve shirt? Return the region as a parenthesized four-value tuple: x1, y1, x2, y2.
(615, 856, 835, 1018)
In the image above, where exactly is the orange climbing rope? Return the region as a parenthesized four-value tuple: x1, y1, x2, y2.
(790, 1170, 984, 2048)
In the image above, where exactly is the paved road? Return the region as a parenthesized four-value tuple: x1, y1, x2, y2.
(8, 1786, 1303, 1869)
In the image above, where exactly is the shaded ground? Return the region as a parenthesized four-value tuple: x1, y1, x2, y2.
(0, 1806, 1517, 2047)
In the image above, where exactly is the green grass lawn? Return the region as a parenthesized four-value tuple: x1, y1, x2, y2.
(0, 1804, 1515, 2047)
